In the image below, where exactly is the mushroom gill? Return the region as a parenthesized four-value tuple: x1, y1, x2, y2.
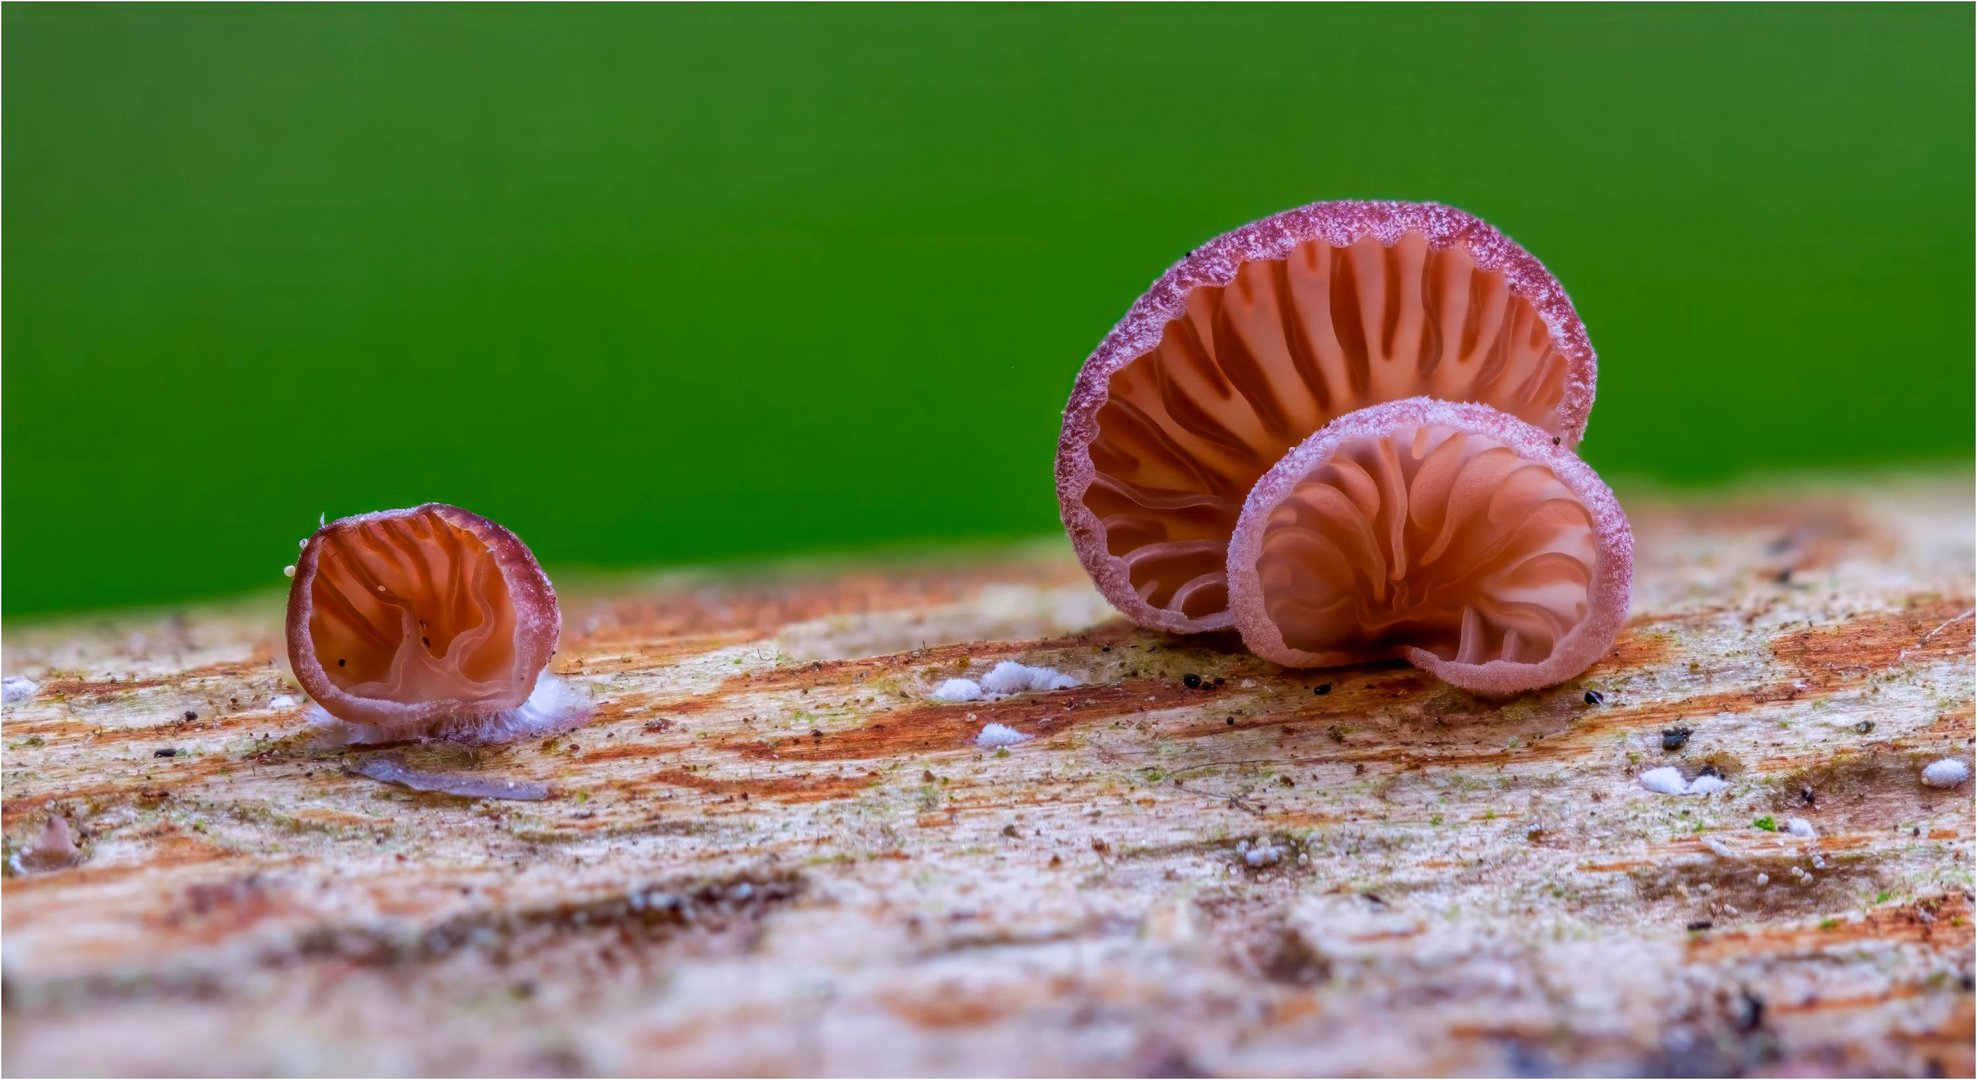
(1058, 201, 1596, 633)
(287, 504, 571, 739)
(1227, 398, 1632, 695)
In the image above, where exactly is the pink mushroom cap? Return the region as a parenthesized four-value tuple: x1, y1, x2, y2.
(1226, 397, 1632, 696)
(1057, 200, 1597, 633)
(286, 503, 561, 735)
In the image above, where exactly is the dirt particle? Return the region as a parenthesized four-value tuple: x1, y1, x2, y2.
(1661, 726, 1692, 752)
(1583, 690, 1605, 706)
(1735, 989, 1766, 1033)
(1182, 673, 1202, 689)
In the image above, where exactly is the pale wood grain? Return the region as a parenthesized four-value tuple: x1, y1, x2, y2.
(3, 475, 1973, 1077)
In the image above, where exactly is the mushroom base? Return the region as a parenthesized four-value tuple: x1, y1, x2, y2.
(306, 674, 591, 747)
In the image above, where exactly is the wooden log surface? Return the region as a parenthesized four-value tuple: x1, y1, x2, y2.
(3, 473, 1973, 1077)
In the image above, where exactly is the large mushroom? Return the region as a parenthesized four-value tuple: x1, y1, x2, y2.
(1057, 201, 1596, 633)
(1225, 398, 1632, 695)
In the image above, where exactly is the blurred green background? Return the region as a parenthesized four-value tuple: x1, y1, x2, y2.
(5, 4, 1971, 617)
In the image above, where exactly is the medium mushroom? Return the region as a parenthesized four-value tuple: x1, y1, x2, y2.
(286, 504, 584, 742)
(1225, 398, 1632, 695)
(1057, 201, 1596, 633)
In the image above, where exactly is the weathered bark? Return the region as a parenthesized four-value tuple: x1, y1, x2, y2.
(3, 474, 1972, 1077)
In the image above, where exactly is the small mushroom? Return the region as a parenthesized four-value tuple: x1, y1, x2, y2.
(1058, 201, 1597, 633)
(286, 504, 583, 741)
(1225, 398, 1632, 695)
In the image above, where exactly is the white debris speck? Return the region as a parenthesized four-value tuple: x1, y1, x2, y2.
(268, 695, 298, 710)
(931, 678, 983, 703)
(1638, 767, 1688, 795)
(2, 676, 40, 705)
(1921, 758, 1970, 788)
(979, 661, 1079, 696)
(1685, 774, 1728, 796)
(1784, 817, 1817, 839)
(1244, 844, 1283, 868)
(1640, 766, 1728, 796)
(1755, 873, 1770, 886)
(283, 564, 296, 578)
(1702, 836, 1734, 858)
(975, 722, 1030, 749)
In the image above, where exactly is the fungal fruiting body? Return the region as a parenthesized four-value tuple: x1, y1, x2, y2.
(1058, 201, 1596, 634)
(286, 504, 584, 743)
(1226, 399, 1632, 695)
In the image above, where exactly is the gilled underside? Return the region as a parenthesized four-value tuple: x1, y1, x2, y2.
(1252, 423, 1597, 667)
(307, 509, 525, 708)
(1082, 231, 1570, 625)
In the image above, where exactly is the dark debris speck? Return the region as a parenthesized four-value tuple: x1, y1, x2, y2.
(182, 710, 198, 722)
(1313, 683, 1332, 696)
(1735, 990, 1767, 1033)
(1583, 690, 1605, 706)
(1855, 720, 1875, 734)
(1182, 673, 1202, 689)
(1661, 727, 1692, 752)
(1686, 920, 1714, 932)
(154, 748, 179, 758)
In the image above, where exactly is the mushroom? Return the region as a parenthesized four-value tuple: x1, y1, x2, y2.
(286, 504, 584, 742)
(1225, 398, 1632, 695)
(1057, 201, 1595, 633)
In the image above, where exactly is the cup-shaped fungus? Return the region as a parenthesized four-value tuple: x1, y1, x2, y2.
(1226, 398, 1632, 695)
(1058, 201, 1596, 633)
(286, 504, 580, 741)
